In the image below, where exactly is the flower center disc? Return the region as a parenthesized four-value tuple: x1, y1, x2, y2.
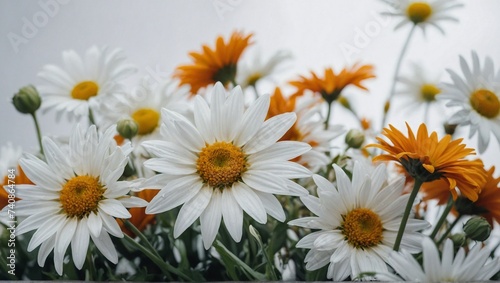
(406, 2, 433, 24)
(131, 108, 160, 135)
(197, 141, 247, 188)
(470, 89, 500, 119)
(71, 81, 99, 100)
(342, 208, 383, 249)
(60, 175, 104, 218)
(420, 84, 440, 102)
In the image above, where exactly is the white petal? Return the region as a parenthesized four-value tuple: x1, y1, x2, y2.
(146, 175, 202, 214)
(248, 141, 311, 163)
(173, 187, 213, 238)
(200, 189, 222, 249)
(87, 211, 103, 238)
(99, 198, 131, 218)
(72, 218, 90, 269)
(243, 112, 297, 154)
(234, 94, 270, 146)
(254, 191, 286, 222)
(91, 230, 118, 264)
(241, 170, 288, 195)
(232, 182, 267, 224)
(221, 188, 244, 242)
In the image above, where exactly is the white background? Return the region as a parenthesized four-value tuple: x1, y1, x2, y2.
(1, 0, 500, 168)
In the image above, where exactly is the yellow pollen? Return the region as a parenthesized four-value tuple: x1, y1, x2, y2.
(406, 2, 433, 24)
(131, 108, 160, 135)
(197, 141, 247, 188)
(60, 175, 104, 219)
(342, 208, 383, 249)
(71, 81, 99, 100)
(470, 89, 500, 119)
(420, 84, 440, 102)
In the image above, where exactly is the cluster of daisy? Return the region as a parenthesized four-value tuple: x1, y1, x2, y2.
(2, 0, 500, 281)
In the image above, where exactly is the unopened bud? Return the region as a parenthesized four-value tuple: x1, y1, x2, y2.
(338, 96, 351, 110)
(463, 216, 491, 241)
(384, 101, 390, 113)
(444, 123, 458, 136)
(12, 85, 41, 114)
(345, 129, 365, 149)
(116, 119, 138, 140)
(450, 233, 466, 248)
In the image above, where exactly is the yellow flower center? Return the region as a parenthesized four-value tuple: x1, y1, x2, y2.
(470, 89, 500, 119)
(342, 208, 383, 249)
(406, 2, 433, 24)
(71, 81, 99, 100)
(420, 84, 440, 102)
(131, 108, 160, 135)
(247, 72, 262, 86)
(197, 141, 247, 188)
(60, 175, 104, 219)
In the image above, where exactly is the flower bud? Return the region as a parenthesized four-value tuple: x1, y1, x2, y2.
(450, 233, 466, 248)
(12, 85, 41, 114)
(444, 123, 458, 136)
(116, 119, 138, 140)
(338, 96, 351, 110)
(345, 129, 365, 149)
(384, 101, 390, 113)
(463, 216, 491, 241)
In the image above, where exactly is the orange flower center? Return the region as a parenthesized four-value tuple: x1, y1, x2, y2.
(60, 175, 104, 218)
(470, 89, 500, 119)
(131, 108, 160, 135)
(197, 142, 247, 188)
(246, 72, 262, 86)
(420, 84, 440, 102)
(406, 2, 433, 24)
(342, 208, 383, 249)
(71, 81, 99, 100)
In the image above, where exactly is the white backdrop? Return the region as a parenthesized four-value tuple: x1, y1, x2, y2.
(1, 0, 500, 167)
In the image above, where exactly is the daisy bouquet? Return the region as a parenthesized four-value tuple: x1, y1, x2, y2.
(2, 1, 500, 281)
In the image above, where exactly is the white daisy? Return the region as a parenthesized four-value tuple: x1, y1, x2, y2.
(38, 45, 136, 121)
(15, 125, 147, 275)
(397, 63, 442, 119)
(439, 51, 500, 153)
(380, 237, 500, 281)
(289, 162, 429, 281)
(99, 78, 190, 152)
(141, 82, 312, 249)
(381, 0, 463, 34)
(237, 49, 292, 90)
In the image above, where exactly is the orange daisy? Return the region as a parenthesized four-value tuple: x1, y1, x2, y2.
(290, 64, 375, 103)
(119, 189, 160, 237)
(266, 87, 342, 171)
(174, 31, 253, 94)
(1, 165, 33, 209)
(367, 123, 487, 201)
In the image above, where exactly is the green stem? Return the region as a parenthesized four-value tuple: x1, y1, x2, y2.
(380, 24, 416, 130)
(393, 178, 422, 251)
(324, 102, 333, 130)
(88, 108, 96, 126)
(86, 252, 95, 281)
(123, 220, 160, 258)
(122, 234, 193, 281)
(251, 84, 260, 100)
(436, 215, 462, 246)
(429, 196, 454, 239)
(31, 113, 44, 156)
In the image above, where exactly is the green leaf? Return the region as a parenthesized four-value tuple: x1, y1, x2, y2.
(213, 240, 266, 281)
